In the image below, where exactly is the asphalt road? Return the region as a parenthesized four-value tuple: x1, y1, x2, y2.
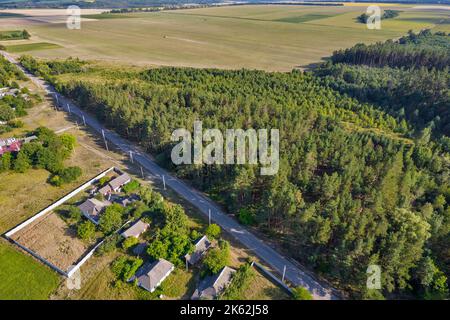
(2, 51, 338, 300)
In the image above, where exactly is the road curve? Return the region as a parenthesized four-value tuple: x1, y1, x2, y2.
(2, 51, 339, 300)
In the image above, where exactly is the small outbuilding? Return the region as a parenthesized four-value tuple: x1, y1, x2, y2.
(191, 266, 236, 300)
(78, 198, 110, 224)
(130, 259, 174, 293)
(98, 173, 131, 196)
(121, 219, 149, 239)
(185, 235, 212, 265)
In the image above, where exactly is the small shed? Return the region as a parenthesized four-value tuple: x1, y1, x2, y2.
(191, 266, 236, 300)
(121, 220, 149, 239)
(185, 235, 212, 265)
(130, 259, 174, 293)
(78, 198, 110, 224)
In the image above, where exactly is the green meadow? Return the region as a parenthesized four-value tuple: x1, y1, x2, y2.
(5, 42, 62, 53)
(0, 241, 60, 300)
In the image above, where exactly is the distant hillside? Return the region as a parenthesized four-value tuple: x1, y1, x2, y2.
(1, 0, 449, 9)
(0, 0, 217, 9)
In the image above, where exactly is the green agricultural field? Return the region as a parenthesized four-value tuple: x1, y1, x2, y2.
(0, 4, 448, 71)
(5, 42, 62, 53)
(0, 241, 61, 300)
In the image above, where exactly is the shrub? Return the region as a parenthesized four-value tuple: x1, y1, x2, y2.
(122, 179, 140, 194)
(67, 206, 82, 221)
(99, 203, 125, 234)
(203, 240, 230, 275)
(362, 289, 385, 300)
(98, 176, 110, 186)
(205, 224, 221, 239)
(111, 256, 143, 281)
(292, 286, 313, 300)
(95, 234, 121, 256)
(122, 236, 139, 250)
(220, 263, 255, 300)
(49, 175, 62, 186)
(0, 152, 12, 171)
(59, 166, 82, 184)
(146, 233, 193, 267)
(77, 221, 96, 241)
(13, 152, 31, 173)
(238, 208, 256, 225)
(190, 229, 200, 241)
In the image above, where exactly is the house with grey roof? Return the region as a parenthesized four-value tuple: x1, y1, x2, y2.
(185, 235, 212, 265)
(191, 266, 236, 300)
(121, 220, 149, 238)
(78, 198, 111, 224)
(130, 259, 174, 293)
(109, 173, 131, 192)
(98, 173, 131, 196)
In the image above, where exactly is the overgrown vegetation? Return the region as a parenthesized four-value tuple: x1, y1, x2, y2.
(292, 286, 313, 300)
(0, 127, 82, 186)
(0, 55, 38, 134)
(0, 30, 30, 41)
(357, 10, 400, 24)
(220, 263, 255, 300)
(203, 240, 230, 275)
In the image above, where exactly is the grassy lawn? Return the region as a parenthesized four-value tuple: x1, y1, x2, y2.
(0, 240, 61, 300)
(0, 5, 446, 71)
(160, 268, 197, 299)
(241, 270, 291, 300)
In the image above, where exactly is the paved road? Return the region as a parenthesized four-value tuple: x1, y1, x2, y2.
(2, 51, 338, 300)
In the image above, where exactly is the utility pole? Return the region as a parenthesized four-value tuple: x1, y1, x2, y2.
(101, 129, 108, 151)
(208, 209, 211, 225)
(140, 166, 145, 179)
(162, 175, 166, 190)
(282, 265, 287, 283)
(82, 114, 86, 126)
(67, 103, 71, 114)
(129, 151, 134, 164)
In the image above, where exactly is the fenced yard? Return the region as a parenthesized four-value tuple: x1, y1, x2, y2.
(10, 212, 91, 272)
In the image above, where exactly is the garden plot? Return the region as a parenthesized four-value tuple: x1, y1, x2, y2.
(9, 212, 92, 272)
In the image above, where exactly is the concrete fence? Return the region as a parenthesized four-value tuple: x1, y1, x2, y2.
(67, 239, 105, 278)
(9, 238, 68, 276)
(66, 218, 132, 278)
(252, 261, 293, 295)
(5, 167, 115, 238)
(3, 166, 116, 277)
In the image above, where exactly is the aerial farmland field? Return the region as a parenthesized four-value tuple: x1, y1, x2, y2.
(0, 4, 448, 71)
